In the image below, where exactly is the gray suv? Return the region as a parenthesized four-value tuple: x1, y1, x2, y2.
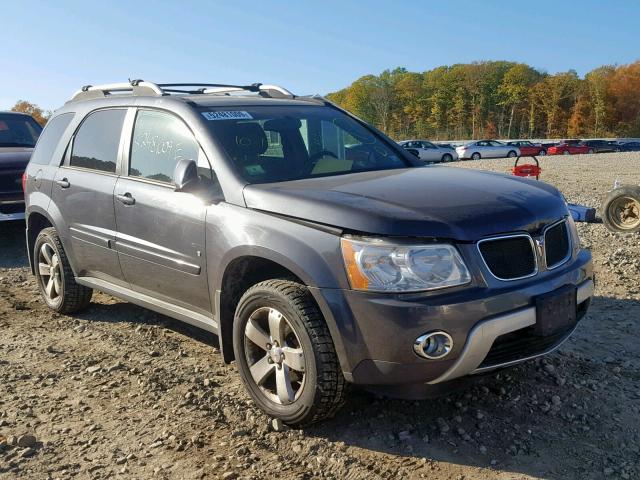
(24, 80, 594, 425)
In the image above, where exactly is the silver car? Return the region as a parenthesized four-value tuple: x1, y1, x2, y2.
(398, 140, 458, 162)
(456, 140, 520, 160)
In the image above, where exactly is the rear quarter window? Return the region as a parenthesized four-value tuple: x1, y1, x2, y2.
(29, 113, 75, 165)
(70, 109, 126, 173)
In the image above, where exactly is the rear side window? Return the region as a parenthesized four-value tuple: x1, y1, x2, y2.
(70, 109, 126, 173)
(29, 113, 74, 165)
(129, 110, 199, 183)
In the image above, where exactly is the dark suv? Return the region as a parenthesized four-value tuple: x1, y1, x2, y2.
(24, 80, 594, 425)
(0, 111, 42, 221)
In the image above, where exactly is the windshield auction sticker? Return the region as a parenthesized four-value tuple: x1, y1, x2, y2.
(201, 111, 253, 121)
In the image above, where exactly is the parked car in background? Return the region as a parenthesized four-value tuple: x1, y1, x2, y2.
(0, 111, 42, 221)
(547, 140, 590, 155)
(507, 140, 546, 156)
(582, 139, 621, 154)
(23, 79, 593, 425)
(398, 140, 458, 162)
(618, 141, 640, 152)
(456, 140, 520, 160)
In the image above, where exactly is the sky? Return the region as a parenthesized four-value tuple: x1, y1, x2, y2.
(2, 0, 639, 112)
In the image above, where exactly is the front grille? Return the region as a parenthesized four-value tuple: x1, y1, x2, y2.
(478, 326, 571, 368)
(545, 221, 570, 268)
(478, 300, 588, 369)
(0, 169, 23, 195)
(478, 235, 536, 280)
(0, 202, 24, 215)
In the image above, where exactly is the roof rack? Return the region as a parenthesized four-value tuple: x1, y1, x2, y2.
(68, 80, 296, 102)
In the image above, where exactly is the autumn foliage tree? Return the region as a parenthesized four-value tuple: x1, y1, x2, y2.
(327, 60, 640, 140)
(11, 100, 50, 126)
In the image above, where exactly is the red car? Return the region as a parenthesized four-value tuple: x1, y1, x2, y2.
(507, 141, 547, 156)
(547, 140, 590, 155)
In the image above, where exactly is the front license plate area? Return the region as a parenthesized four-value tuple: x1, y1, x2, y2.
(535, 285, 577, 336)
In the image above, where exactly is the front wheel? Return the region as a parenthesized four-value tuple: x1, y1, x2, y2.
(563, 150, 570, 155)
(602, 186, 640, 233)
(442, 153, 453, 162)
(233, 279, 346, 426)
(588, 148, 595, 154)
(471, 152, 481, 160)
(34, 227, 93, 313)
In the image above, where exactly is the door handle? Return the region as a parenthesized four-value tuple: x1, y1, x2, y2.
(56, 178, 70, 189)
(115, 192, 135, 206)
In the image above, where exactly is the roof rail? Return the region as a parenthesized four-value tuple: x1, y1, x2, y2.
(68, 80, 296, 102)
(69, 80, 164, 102)
(201, 83, 295, 99)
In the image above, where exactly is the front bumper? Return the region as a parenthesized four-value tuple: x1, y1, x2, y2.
(316, 249, 593, 386)
(429, 278, 592, 384)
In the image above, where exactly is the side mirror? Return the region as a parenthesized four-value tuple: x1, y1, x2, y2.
(174, 159, 199, 192)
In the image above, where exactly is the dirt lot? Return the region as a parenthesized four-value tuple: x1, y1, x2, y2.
(1, 153, 639, 479)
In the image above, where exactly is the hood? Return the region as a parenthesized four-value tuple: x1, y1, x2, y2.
(243, 167, 569, 241)
(0, 148, 32, 169)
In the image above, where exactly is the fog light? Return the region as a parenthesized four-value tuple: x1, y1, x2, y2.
(413, 331, 453, 359)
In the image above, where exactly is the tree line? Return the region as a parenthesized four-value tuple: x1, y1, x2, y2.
(326, 61, 640, 140)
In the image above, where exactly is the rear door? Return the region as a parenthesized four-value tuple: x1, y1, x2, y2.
(51, 108, 127, 285)
(421, 141, 439, 161)
(113, 108, 212, 315)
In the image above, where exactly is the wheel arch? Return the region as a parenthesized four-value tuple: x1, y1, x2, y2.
(26, 208, 56, 275)
(214, 248, 348, 370)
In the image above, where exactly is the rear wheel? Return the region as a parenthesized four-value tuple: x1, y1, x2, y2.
(563, 150, 570, 155)
(602, 186, 640, 233)
(588, 148, 595, 154)
(538, 149, 546, 156)
(34, 227, 92, 313)
(233, 279, 346, 426)
(471, 152, 481, 160)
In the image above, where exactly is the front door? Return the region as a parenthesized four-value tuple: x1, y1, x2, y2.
(51, 108, 127, 286)
(113, 109, 212, 315)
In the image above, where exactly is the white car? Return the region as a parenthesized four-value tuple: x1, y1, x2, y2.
(398, 140, 458, 162)
(456, 140, 520, 160)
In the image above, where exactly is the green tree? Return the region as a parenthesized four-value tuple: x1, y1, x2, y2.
(11, 100, 50, 126)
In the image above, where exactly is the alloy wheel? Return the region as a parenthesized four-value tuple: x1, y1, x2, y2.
(38, 243, 62, 301)
(243, 307, 306, 405)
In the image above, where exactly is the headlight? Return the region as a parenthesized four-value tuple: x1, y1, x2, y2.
(340, 237, 471, 292)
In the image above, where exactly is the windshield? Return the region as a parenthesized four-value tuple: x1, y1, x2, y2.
(200, 105, 409, 183)
(0, 113, 42, 148)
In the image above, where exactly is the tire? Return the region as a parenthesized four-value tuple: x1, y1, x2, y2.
(507, 150, 517, 158)
(233, 279, 346, 426)
(602, 185, 640, 233)
(471, 152, 481, 160)
(442, 153, 453, 162)
(588, 149, 595, 154)
(538, 149, 546, 156)
(563, 150, 570, 155)
(34, 227, 93, 314)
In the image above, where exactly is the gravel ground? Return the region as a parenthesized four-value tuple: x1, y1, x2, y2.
(1, 152, 639, 479)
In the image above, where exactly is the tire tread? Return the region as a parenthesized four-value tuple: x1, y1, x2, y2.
(36, 227, 93, 314)
(237, 279, 347, 426)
